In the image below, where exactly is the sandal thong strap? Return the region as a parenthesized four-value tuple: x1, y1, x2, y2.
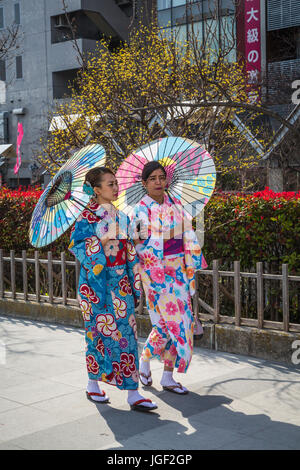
(139, 372, 152, 379)
(162, 382, 189, 394)
(87, 391, 106, 397)
(165, 382, 184, 390)
(139, 371, 153, 386)
(133, 398, 152, 406)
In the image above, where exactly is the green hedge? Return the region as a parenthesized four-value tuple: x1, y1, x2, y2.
(1, 186, 300, 274)
(203, 188, 300, 274)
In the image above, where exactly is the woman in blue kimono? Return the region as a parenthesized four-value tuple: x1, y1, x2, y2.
(69, 167, 157, 412)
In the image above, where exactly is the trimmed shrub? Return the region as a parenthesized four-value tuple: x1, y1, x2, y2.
(202, 187, 300, 274)
(1, 185, 299, 272)
(0, 186, 71, 258)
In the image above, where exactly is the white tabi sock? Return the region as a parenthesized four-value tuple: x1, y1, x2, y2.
(127, 390, 157, 408)
(139, 358, 151, 375)
(160, 371, 188, 394)
(86, 379, 109, 402)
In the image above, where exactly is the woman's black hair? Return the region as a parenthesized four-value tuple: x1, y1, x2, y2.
(141, 161, 166, 182)
(85, 166, 115, 188)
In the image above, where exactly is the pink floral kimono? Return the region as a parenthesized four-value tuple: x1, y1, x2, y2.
(131, 193, 207, 373)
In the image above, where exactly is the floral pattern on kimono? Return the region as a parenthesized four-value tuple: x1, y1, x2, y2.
(130, 193, 207, 373)
(130, 193, 207, 296)
(69, 201, 141, 390)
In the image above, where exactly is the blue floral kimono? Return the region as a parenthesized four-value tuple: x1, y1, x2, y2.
(69, 200, 141, 390)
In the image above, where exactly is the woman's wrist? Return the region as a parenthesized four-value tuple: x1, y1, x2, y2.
(100, 234, 110, 246)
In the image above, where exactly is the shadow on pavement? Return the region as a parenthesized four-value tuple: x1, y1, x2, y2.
(97, 391, 232, 449)
(97, 388, 300, 450)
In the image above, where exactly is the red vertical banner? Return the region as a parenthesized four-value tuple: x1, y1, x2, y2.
(245, 0, 262, 103)
(14, 122, 24, 175)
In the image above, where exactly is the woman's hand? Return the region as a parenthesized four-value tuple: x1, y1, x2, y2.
(139, 222, 149, 240)
(132, 220, 150, 245)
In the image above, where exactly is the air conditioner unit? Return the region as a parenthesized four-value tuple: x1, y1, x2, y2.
(54, 15, 69, 29)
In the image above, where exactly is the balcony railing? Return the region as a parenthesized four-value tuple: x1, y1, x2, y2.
(268, 58, 300, 80)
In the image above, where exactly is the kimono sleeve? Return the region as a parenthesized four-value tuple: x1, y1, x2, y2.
(126, 216, 141, 300)
(68, 216, 107, 282)
(184, 229, 208, 270)
(129, 203, 163, 254)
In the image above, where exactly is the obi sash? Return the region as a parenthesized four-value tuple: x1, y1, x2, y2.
(163, 237, 184, 256)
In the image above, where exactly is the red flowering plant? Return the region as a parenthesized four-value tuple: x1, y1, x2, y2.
(0, 186, 71, 257)
(203, 187, 300, 274)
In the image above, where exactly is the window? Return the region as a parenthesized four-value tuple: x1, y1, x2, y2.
(173, 24, 187, 43)
(0, 60, 6, 81)
(188, 21, 203, 43)
(220, 15, 236, 62)
(52, 68, 80, 99)
(267, 0, 300, 31)
(173, 0, 186, 6)
(158, 8, 171, 27)
(267, 27, 298, 62)
(157, 0, 171, 10)
(204, 18, 219, 61)
(16, 55, 22, 79)
(9, 178, 30, 189)
(0, 8, 4, 29)
(14, 3, 20, 25)
(173, 5, 186, 25)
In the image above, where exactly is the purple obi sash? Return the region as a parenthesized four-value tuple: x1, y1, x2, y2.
(163, 237, 184, 256)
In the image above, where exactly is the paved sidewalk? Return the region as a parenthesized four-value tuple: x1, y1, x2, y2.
(0, 315, 299, 450)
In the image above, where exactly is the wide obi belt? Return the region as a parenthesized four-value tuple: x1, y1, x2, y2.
(105, 239, 127, 267)
(163, 237, 184, 256)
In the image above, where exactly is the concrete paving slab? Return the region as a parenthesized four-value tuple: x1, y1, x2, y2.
(0, 441, 24, 450)
(98, 416, 246, 450)
(5, 351, 85, 381)
(0, 378, 79, 406)
(239, 386, 300, 422)
(252, 424, 300, 450)
(0, 369, 35, 391)
(217, 435, 290, 450)
(0, 405, 72, 442)
(0, 396, 23, 414)
(0, 315, 299, 450)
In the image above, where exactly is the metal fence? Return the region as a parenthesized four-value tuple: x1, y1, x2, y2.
(0, 250, 300, 333)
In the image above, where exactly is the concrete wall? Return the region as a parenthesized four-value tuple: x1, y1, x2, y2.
(1, 298, 299, 368)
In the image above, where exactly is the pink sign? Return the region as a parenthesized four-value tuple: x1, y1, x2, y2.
(14, 122, 24, 174)
(245, 0, 261, 103)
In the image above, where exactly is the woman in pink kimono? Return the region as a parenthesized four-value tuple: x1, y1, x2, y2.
(131, 161, 207, 395)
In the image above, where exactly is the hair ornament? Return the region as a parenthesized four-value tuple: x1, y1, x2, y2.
(83, 181, 95, 196)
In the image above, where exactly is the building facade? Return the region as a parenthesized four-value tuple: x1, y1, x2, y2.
(157, 0, 300, 104)
(157, 0, 300, 190)
(0, 0, 134, 187)
(0, 0, 299, 189)
(157, 0, 236, 61)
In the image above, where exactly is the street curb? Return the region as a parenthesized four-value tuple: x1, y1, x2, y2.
(0, 298, 299, 367)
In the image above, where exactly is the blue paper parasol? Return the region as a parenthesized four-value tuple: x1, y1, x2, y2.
(29, 144, 106, 247)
